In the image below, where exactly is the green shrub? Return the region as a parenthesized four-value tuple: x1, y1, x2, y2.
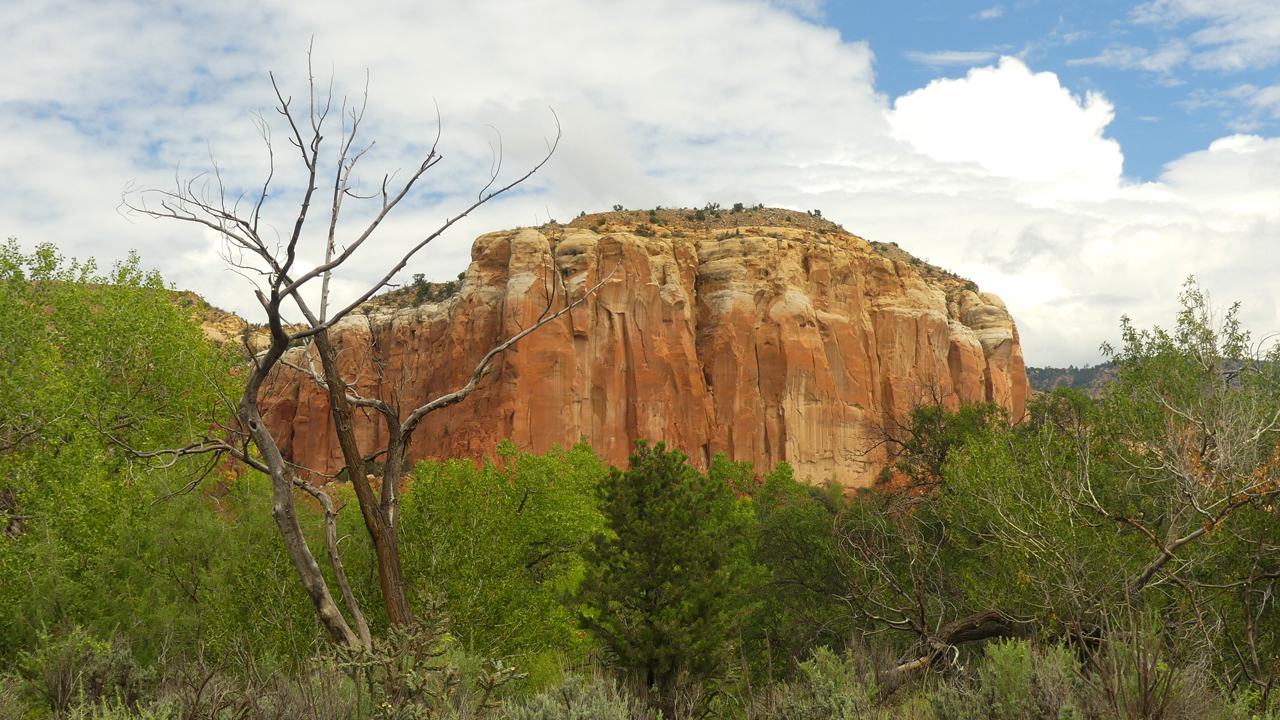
(1082, 625, 1223, 720)
(0, 673, 23, 720)
(61, 701, 176, 719)
(504, 672, 658, 720)
(771, 646, 877, 720)
(931, 639, 1083, 720)
(17, 624, 153, 716)
(414, 273, 430, 304)
(332, 602, 521, 720)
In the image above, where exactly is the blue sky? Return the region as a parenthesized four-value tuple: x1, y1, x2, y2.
(1, 0, 1278, 367)
(828, 0, 1280, 181)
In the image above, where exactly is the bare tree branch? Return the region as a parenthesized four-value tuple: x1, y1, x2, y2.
(124, 53, 569, 642)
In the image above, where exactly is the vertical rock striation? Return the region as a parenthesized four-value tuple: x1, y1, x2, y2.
(259, 214, 1028, 487)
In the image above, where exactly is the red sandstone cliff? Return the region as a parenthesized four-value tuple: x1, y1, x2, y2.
(254, 211, 1029, 487)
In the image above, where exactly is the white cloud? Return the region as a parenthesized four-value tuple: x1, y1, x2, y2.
(889, 58, 1123, 192)
(1159, 134, 1280, 215)
(973, 5, 1004, 20)
(1133, 0, 1280, 71)
(1178, 83, 1280, 131)
(904, 50, 1000, 67)
(1216, 83, 1280, 126)
(1069, 40, 1190, 79)
(1249, 84, 1280, 118)
(767, 0, 824, 18)
(2, 0, 1280, 368)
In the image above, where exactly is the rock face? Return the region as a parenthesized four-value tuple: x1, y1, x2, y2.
(260, 215, 1029, 487)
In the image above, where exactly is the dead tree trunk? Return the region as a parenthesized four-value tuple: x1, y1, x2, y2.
(879, 608, 1035, 682)
(287, 256, 615, 628)
(122, 48, 581, 643)
(312, 328, 416, 626)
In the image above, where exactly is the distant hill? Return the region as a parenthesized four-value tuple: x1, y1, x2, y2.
(1025, 363, 1117, 398)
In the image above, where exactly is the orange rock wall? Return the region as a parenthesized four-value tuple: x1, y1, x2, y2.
(261, 225, 1029, 486)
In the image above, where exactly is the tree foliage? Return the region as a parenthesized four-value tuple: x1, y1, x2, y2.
(746, 462, 850, 675)
(833, 279, 1280, 706)
(578, 442, 756, 704)
(397, 440, 604, 667)
(0, 240, 258, 661)
(880, 399, 1006, 494)
(6, 237, 1279, 718)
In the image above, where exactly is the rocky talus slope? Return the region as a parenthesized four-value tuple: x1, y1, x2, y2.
(254, 209, 1029, 487)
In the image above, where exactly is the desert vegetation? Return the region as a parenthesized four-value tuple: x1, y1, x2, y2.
(2, 236, 1277, 719)
(3, 59, 1277, 719)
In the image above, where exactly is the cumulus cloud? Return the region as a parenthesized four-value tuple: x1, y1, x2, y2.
(973, 5, 1004, 20)
(889, 58, 1123, 192)
(2, 0, 1280, 367)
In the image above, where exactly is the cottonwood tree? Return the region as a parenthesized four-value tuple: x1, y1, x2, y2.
(0, 241, 237, 655)
(957, 284, 1280, 604)
(833, 280, 1280, 677)
(929, 282, 1280, 698)
(122, 57, 609, 648)
(828, 385, 1028, 685)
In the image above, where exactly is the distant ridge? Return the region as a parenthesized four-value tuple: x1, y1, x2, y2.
(1025, 363, 1117, 398)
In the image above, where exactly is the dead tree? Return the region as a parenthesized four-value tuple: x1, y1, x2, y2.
(121, 54, 610, 647)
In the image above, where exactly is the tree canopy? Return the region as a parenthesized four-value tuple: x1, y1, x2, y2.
(578, 441, 757, 711)
(0, 239, 244, 658)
